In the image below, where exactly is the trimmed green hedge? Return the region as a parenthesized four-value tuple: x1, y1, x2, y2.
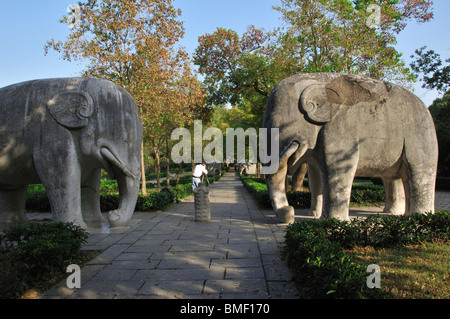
(25, 170, 226, 213)
(284, 211, 450, 299)
(26, 183, 193, 213)
(240, 176, 385, 209)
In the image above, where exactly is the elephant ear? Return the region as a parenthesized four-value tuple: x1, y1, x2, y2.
(47, 91, 95, 129)
(299, 84, 343, 125)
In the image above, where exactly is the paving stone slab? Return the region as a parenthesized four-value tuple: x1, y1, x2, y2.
(138, 280, 206, 297)
(40, 172, 298, 300)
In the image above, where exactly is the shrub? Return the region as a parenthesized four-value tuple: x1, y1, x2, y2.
(436, 177, 450, 190)
(100, 180, 119, 194)
(170, 183, 193, 200)
(241, 177, 272, 207)
(0, 222, 88, 298)
(350, 185, 385, 206)
(241, 176, 385, 209)
(287, 191, 311, 208)
(99, 194, 120, 212)
(26, 190, 51, 212)
(284, 211, 450, 298)
(284, 219, 372, 298)
(136, 191, 172, 211)
(25, 171, 225, 213)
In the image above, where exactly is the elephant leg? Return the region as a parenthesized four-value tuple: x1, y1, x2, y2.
(320, 142, 359, 221)
(308, 163, 323, 218)
(81, 168, 106, 227)
(321, 172, 355, 221)
(0, 186, 29, 227)
(383, 178, 406, 215)
(292, 163, 308, 192)
(400, 160, 436, 216)
(34, 141, 87, 229)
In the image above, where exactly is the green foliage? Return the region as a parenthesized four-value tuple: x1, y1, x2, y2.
(25, 171, 227, 213)
(285, 219, 372, 298)
(100, 183, 194, 212)
(0, 222, 88, 298)
(284, 211, 450, 298)
(410, 47, 450, 94)
(26, 190, 52, 212)
(429, 92, 450, 177)
(241, 176, 385, 209)
(169, 183, 193, 200)
(100, 180, 120, 195)
(137, 192, 172, 211)
(241, 176, 273, 208)
(272, 0, 432, 84)
(350, 185, 385, 206)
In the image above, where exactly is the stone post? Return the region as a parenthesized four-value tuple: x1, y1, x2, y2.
(194, 183, 211, 222)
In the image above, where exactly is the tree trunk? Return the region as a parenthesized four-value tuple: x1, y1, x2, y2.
(152, 139, 161, 192)
(155, 150, 161, 191)
(140, 141, 147, 196)
(176, 163, 182, 187)
(256, 161, 261, 178)
(165, 137, 170, 189)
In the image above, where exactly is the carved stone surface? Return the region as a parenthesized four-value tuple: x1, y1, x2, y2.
(0, 78, 143, 229)
(194, 183, 210, 222)
(263, 73, 438, 223)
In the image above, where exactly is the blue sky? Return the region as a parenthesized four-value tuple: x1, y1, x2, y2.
(0, 0, 448, 106)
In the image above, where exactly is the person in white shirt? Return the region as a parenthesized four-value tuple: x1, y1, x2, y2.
(192, 163, 208, 191)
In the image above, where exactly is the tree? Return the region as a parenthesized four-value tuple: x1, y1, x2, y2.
(429, 92, 450, 177)
(273, 0, 434, 85)
(194, 1, 435, 111)
(410, 47, 450, 176)
(410, 47, 450, 94)
(45, 0, 195, 194)
(144, 60, 207, 190)
(194, 26, 272, 108)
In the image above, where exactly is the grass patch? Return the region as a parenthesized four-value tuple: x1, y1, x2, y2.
(19, 249, 101, 299)
(350, 241, 450, 299)
(284, 211, 450, 299)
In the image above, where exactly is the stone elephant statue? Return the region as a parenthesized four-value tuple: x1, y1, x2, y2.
(0, 78, 143, 229)
(263, 73, 438, 223)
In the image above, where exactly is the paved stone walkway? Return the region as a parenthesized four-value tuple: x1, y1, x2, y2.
(38, 172, 450, 300)
(41, 172, 299, 299)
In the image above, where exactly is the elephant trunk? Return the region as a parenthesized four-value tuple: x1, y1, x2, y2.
(101, 148, 140, 227)
(266, 142, 300, 224)
(107, 173, 140, 227)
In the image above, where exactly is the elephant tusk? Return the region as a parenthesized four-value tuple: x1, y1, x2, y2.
(100, 147, 136, 179)
(279, 142, 300, 165)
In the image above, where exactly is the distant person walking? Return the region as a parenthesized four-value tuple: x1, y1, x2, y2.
(192, 163, 208, 191)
